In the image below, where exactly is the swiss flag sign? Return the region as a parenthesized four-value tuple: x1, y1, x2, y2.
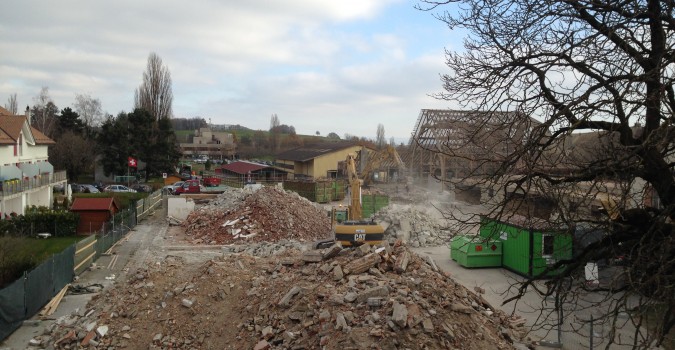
(128, 157, 138, 168)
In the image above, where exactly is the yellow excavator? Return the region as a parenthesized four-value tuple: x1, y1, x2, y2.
(330, 154, 385, 247)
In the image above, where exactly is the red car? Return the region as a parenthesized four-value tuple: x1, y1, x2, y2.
(202, 176, 221, 187)
(173, 180, 202, 194)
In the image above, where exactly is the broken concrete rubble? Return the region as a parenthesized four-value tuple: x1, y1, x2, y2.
(183, 186, 332, 245)
(36, 241, 524, 350)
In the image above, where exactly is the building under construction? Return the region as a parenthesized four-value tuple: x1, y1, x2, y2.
(406, 109, 540, 183)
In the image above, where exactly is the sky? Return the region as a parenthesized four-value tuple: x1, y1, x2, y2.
(0, 1, 462, 142)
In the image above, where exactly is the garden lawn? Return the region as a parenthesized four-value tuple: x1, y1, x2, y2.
(21, 236, 85, 262)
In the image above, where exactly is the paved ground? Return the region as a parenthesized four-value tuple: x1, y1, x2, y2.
(413, 246, 656, 350)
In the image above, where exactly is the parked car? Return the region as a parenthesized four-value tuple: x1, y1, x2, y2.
(131, 184, 153, 193)
(103, 185, 137, 193)
(162, 181, 184, 194)
(70, 184, 85, 193)
(202, 176, 221, 187)
(174, 180, 204, 194)
(80, 184, 100, 193)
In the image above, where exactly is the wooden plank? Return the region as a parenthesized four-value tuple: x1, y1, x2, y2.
(75, 239, 96, 255)
(39, 283, 70, 317)
(74, 252, 95, 273)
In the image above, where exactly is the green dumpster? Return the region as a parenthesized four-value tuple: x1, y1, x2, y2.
(450, 235, 503, 268)
(479, 216, 573, 277)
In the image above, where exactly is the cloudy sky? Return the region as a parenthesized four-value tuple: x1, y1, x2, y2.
(1, 1, 462, 142)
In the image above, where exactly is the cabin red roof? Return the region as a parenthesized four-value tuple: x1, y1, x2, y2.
(70, 197, 118, 211)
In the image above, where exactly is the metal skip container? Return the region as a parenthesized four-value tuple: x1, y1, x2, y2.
(450, 235, 503, 268)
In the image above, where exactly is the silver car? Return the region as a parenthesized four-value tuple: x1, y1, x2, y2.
(103, 185, 137, 193)
(80, 184, 100, 193)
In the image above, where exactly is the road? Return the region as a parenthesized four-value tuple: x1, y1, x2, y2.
(413, 246, 656, 350)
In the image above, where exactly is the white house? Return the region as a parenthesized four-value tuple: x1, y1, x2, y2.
(0, 106, 65, 218)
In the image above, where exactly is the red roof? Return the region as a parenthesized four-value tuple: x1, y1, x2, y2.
(219, 161, 268, 175)
(70, 197, 118, 211)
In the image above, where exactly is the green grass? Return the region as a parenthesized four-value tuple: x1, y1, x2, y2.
(0, 235, 85, 288)
(174, 130, 194, 143)
(23, 236, 85, 260)
(73, 192, 147, 210)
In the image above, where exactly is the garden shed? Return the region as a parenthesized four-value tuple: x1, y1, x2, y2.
(479, 215, 573, 277)
(70, 197, 119, 234)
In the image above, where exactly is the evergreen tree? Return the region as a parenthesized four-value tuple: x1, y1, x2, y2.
(153, 115, 181, 175)
(97, 113, 130, 177)
(58, 107, 84, 135)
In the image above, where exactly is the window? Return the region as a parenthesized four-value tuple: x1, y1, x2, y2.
(18, 133, 23, 156)
(542, 234, 555, 256)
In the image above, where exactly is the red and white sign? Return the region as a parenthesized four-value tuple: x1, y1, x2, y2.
(128, 157, 138, 168)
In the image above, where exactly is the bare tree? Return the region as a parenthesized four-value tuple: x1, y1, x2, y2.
(134, 52, 173, 121)
(31, 87, 58, 137)
(375, 123, 386, 148)
(269, 113, 280, 152)
(4, 93, 17, 114)
(416, 0, 675, 347)
(49, 131, 96, 181)
(73, 93, 104, 127)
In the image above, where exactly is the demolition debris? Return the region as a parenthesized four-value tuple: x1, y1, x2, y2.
(183, 187, 332, 245)
(35, 242, 526, 349)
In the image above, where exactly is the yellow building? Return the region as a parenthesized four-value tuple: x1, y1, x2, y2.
(275, 142, 369, 180)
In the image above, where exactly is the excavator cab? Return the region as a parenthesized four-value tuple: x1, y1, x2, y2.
(331, 201, 384, 247)
(314, 153, 386, 249)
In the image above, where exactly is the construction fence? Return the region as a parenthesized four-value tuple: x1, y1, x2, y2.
(0, 189, 160, 341)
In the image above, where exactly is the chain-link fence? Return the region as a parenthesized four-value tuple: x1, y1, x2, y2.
(0, 190, 162, 342)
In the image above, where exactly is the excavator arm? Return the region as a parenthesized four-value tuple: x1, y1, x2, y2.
(329, 153, 384, 247)
(360, 146, 407, 186)
(345, 154, 362, 220)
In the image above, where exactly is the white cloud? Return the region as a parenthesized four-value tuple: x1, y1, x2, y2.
(0, 0, 459, 140)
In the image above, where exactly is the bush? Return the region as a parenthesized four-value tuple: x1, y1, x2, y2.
(0, 236, 38, 288)
(0, 206, 79, 238)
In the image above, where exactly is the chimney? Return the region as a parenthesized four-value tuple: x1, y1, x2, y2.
(25, 106, 30, 124)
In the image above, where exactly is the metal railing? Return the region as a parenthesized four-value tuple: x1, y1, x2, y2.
(0, 170, 67, 197)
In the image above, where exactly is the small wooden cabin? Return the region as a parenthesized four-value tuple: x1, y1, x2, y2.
(70, 197, 119, 234)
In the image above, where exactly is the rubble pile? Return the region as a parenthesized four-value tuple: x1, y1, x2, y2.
(35, 243, 527, 349)
(199, 186, 249, 211)
(375, 204, 454, 248)
(184, 186, 332, 245)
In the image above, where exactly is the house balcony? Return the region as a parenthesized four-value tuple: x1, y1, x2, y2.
(0, 170, 67, 197)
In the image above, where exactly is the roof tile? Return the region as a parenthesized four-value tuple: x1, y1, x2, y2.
(275, 141, 359, 162)
(70, 197, 118, 211)
(219, 161, 268, 175)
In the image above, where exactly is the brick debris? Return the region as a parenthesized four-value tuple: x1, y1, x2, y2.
(35, 242, 528, 349)
(183, 186, 332, 245)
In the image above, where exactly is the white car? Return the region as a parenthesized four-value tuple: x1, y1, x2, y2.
(103, 185, 137, 193)
(80, 184, 100, 193)
(162, 181, 184, 194)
